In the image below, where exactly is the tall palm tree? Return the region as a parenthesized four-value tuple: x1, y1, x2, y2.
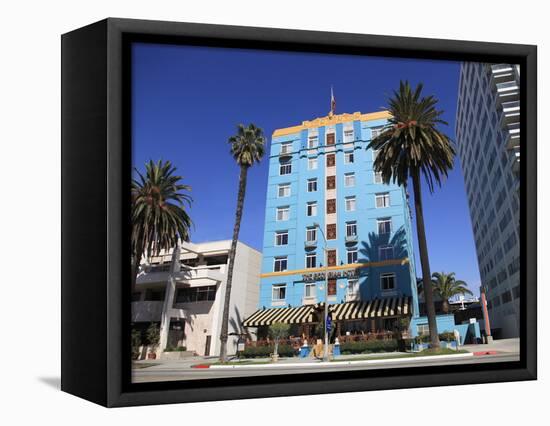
(219, 124, 265, 362)
(131, 160, 193, 291)
(368, 81, 455, 348)
(431, 272, 472, 314)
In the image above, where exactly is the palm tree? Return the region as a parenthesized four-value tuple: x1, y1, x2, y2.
(219, 124, 265, 362)
(131, 160, 193, 291)
(368, 81, 455, 348)
(431, 272, 473, 314)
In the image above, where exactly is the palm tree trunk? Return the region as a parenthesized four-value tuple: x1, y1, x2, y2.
(411, 170, 440, 348)
(219, 165, 248, 362)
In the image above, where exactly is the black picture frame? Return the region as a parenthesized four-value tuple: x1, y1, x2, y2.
(61, 17, 537, 407)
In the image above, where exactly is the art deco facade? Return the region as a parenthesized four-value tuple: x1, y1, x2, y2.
(455, 62, 521, 338)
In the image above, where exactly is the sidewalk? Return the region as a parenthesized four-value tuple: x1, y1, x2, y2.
(462, 338, 519, 354)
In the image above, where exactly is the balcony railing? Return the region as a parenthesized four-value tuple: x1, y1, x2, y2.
(345, 234, 358, 243)
(496, 81, 520, 105)
(304, 239, 317, 248)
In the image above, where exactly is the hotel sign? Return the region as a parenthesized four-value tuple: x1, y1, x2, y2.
(302, 269, 359, 283)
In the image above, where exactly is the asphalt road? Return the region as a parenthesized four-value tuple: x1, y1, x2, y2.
(132, 352, 519, 383)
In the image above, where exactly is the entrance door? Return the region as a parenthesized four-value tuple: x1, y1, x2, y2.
(204, 335, 212, 356)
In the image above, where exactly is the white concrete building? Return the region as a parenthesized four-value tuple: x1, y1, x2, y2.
(455, 62, 520, 338)
(132, 240, 261, 357)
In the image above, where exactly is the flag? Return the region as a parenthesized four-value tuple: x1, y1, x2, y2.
(330, 86, 336, 114)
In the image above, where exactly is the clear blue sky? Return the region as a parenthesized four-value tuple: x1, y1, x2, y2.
(132, 42, 481, 294)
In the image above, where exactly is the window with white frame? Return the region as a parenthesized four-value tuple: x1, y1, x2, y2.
(371, 126, 383, 139)
(380, 273, 396, 291)
(345, 197, 356, 212)
(308, 157, 318, 170)
(307, 202, 317, 217)
(306, 227, 317, 243)
(344, 173, 355, 187)
(272, 284, 286, 301)
(347, 248, 358, 264)
(417, 324, 429, 336)
(377, 218, 392, 234)
(278, 183, 290, 197)
(347, 279, 359, 296)
(379, 245, 394, 260)
(307, 135, 318, 149)
(344, 151, 354, 164)
(280, 142, 292, 155)
(304, 282, 316, 298)
(275, 231, 288, 246)
(307, 178, 318, 192)
(306, 253, 317, 269)
(375, 192, 390, 208)
(343, 129, 354, 143)
(346, 221, 357, 237)
(276, 206, 289, 221)
(374, 171, 383, 184)
(280, 160, 292, 175)
(274, 257, 288, 272)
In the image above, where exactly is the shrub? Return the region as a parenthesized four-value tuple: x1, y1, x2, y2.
(131, 329, 142, 359)
(439, 331, 456, 341)
(241, 344, 295, 358)
(146, 322, 160, 347)
(339, 340, 398, 354)
(164, 346, 187, 352)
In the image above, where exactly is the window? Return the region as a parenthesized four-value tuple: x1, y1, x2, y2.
(326, 175, 336, 190)
(377, 218, 392, 235)
(306, 202, 317, 217)
(304, 283, 316, 298)
(276, 206, 289, 221)
(327, 223, 337, 240)
(326, 133, 335, 145)
(347, 248, 358, 264)
(272, 284, 286, 301)
(344, 151, 354, 164)
(280, 160, 291, 175)
(346, 221, 357, 237)
(307, 179, 318, 192)
(374, 171, 383, 184)
(308, 157, 318, 170)
(371, 126, 383, 139)
(326, 198, 336, 214)
(274, 257, 288, 272)
(327, 249, 337, 266)
(381, 273, 396, 291)
(345, 197, 356, 212)
(306, 253, 317, 269)
(501, 290, 513, 304)
(307, 135, 318, 149)
(275, 231, 288, 246)
(176, 286, 217, 303)
(306, 227, 317, 243)
(328, 279, 337, 295)
(280, 142, 292, 155)
(417, 324, 429, 336)
(347, 279, 359, 296)
(513, 285, 520, 299)
(145, 289, 165, 301)
(326, 153, 336, 167)
(375, 192, 390, 208)
(379, 245, 394, 260)
(344, 129, 354, 143)
(278, 183, 290, 198)
(345, 173, 355, 187)
(508, 257, 520, 276)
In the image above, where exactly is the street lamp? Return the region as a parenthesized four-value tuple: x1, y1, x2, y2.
(314, 222, 330, 362)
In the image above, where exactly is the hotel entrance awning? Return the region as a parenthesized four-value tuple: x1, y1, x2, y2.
(243, 305, 316, 327)
(331, 297, 412, 321)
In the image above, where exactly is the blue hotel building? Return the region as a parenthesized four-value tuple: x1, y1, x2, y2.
(244, 110, 466, 340)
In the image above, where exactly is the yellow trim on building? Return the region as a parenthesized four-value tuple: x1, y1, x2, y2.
(260, 257, 409, 278)
(272, 110, 392, 137)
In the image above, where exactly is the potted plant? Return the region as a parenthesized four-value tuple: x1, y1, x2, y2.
(146, 322, 160, 359)
(131, 328, 142, 360)
(268, 322, 290, 363)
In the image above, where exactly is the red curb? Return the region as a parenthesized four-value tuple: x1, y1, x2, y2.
(191, 364, 211, 369)
(473, 351, 498, 356)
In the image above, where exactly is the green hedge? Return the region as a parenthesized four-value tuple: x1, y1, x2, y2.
(241, 344, 296, 358)
(339, 340, 398, 354)
(164, 346, 187, 352)
(414, 332, 457, 344)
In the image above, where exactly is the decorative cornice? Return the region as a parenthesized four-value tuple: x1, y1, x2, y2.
(272, 110, 392, 137)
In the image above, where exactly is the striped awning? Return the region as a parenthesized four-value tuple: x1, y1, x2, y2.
(331, 297, 412, 321)
(243, 305, 316, 327)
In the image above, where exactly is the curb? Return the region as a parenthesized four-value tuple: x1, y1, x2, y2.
(206, 352, 474, 369)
